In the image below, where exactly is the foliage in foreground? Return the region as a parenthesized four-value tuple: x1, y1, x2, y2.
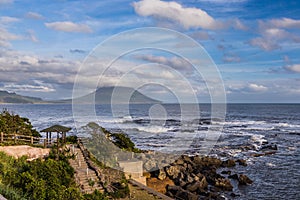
(0, 109, 40, 137)
(0, 151, 108, 200)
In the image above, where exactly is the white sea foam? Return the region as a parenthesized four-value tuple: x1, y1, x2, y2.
(266, 162, 276, 167)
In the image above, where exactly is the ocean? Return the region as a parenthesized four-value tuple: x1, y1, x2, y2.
(0, 103, 299, 199)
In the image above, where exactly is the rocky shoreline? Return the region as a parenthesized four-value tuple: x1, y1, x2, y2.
(143, 155, 252, 200)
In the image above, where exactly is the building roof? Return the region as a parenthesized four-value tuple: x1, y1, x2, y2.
(40, 124, 71, 133)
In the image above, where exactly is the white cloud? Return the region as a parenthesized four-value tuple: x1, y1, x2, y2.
(45, 21, 92, 33)
(269, 18, 300, 29)
(0, 27, 22, 47)
(248, 37, 280, 51)
(223, 54, 241, 63)
(3, 82, 55, 92)
(26, 30, 38, 42)
(190, 31, 212, 40)
(25, 12, 44, 20)
(0, 16, 20, 23)
(249, 18, 300, 51)
(135, 54, 192, 71)
(247, 83, 268, 92)
(133, 0, 224, 30)
(285, 64, 300, 73)
(233, 19, 248, 31)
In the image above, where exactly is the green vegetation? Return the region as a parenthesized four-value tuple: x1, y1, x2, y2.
(0, 150, 108, 200)
(0, 109, 40, 137)
(0, 114, 131, 200)
(99, 125, 142, 153)
(0, 151, 80, 200)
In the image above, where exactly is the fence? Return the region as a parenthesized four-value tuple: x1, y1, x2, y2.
(0, 132, 56, 148)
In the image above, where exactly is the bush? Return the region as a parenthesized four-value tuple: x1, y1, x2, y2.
(0, 109, 40, 137)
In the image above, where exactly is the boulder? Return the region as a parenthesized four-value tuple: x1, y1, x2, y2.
(221, 170, 231, 175)
(221, 159, 236, 167)
(144, 159, 157, 171)
(236, 159, 247, 166)
(215, 178, 233, 191)
(228, 173, 239, 180)
(158, 169, 167, 180)
(238, 174, 253, 185)
(166, 185, 199, 200)
(166, 165, 182, 179)
(147, 177, 174, 194)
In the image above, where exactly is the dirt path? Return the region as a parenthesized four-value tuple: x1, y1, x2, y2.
(0, 145, 50, 160)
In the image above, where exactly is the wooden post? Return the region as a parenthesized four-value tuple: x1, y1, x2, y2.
(14, 133, 16, 144)
(44, 139, 46, 148)
(31, 136, 33, 144)
(0, 132, 3, 143)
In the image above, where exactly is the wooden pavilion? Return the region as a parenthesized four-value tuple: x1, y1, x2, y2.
(41, 124, 71, 146)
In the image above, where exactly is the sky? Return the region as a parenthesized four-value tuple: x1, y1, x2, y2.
(0, 0, 300, 103)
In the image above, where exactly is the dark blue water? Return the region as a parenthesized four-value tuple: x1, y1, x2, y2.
(0, 103, 299, 199)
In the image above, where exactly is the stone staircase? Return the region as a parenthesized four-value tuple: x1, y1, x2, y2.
(68, 145, 104, 194)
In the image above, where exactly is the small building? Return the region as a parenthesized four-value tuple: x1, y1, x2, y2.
(40, 124, 71, 146)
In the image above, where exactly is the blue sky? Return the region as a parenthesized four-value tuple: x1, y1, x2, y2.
(0, 0, 300, 103)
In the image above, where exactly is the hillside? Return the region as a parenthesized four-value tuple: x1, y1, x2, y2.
(70, 86, 161, 104)
(0, 91, 43, 104)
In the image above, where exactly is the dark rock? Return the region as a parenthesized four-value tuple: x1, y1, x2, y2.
(251, 151, 276, 157)
(228, 173, 239, 180)
(215, 178, 233, 191)
(186, 181, 200, 192)
(236, 159, 247, 166)
(182, 155, 192, 163)
(166, 185, 199, 200)
(238, 174, 253, 185)
(230, 192, 239, 197)
(186, 174, 194, 183)
(222, 159, 236, 167)
(221, 170, 231, 175)
(176, 158, 184, 165)
(261, 144, 278, 151)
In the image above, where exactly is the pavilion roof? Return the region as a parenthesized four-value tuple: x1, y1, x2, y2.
(40, 124, 71, 133)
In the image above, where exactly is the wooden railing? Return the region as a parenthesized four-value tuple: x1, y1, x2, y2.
(0, 132, 57, 148)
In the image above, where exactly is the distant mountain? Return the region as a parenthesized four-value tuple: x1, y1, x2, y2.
(0, 91, 43, 104)
(71, 86, 161, 104)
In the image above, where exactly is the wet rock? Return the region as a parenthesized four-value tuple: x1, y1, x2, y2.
(221, 170, 231, 175)
(222, 159, 236, 167)
(236, 159, 247, 166)
(238, 174, 253, 185)
(261, 144, 278, 151)
(215, 178, 233, 191)
(251, 151, 276, 157)
(228, 173, 239, 180)
(230, 192, 239, 197)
